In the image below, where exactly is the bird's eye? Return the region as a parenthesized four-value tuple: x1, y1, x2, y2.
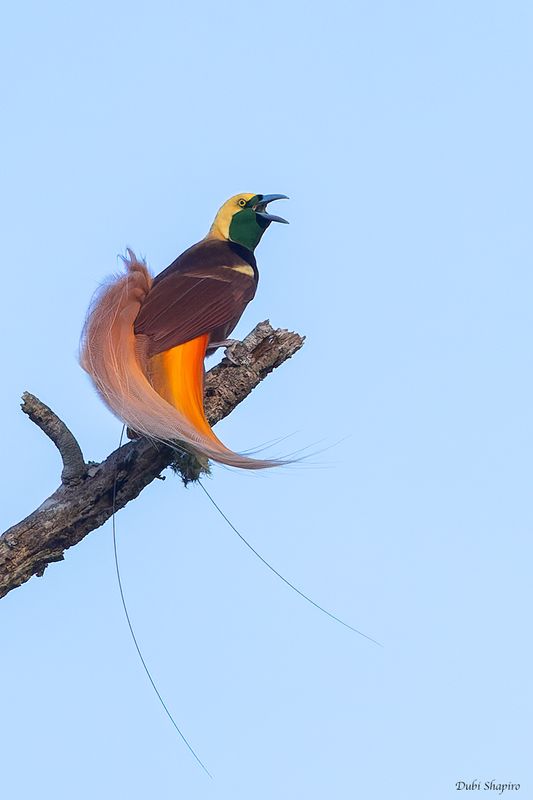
(238, 198, 247, 208)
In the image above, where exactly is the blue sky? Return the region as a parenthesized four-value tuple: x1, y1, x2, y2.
(1, 1, 531, 798)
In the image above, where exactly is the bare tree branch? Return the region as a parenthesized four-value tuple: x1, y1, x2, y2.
(0, 321, 304, 600)
(21, 392, 88, 484)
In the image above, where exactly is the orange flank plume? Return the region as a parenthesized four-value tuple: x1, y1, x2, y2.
(149, 335, 225, 447)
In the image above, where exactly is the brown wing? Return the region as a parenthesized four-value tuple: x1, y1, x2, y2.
(134, 242, 257, 357)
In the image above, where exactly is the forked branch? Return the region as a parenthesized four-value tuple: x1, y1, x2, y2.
(0, 321, 304, 600)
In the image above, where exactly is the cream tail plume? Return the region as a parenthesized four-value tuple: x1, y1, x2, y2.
(79, 251, 278, 469)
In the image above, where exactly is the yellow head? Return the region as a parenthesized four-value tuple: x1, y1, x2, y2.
(207, 193, 289, 251)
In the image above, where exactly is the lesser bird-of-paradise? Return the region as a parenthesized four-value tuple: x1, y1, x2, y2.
(79, 193, 378, 776)
(80, 193, 289, 466)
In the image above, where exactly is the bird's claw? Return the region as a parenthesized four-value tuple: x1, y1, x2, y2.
(223, 345, 241, 366)
(209, 338, 242, 365)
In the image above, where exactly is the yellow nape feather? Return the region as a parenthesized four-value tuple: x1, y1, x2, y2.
(206, 193, 256, 240)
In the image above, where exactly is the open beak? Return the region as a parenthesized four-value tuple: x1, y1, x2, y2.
(255, 194, 289, 224)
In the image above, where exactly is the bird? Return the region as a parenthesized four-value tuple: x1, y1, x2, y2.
(80, 193, 289, 468)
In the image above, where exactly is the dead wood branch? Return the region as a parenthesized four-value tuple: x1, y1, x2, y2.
(21, 392, 88, 484)
(0, 321, 304, 600)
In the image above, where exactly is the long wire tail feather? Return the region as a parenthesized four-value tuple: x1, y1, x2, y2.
(80, 251, 279, 469)
(198, 482, 382, 647)
(112, 426, 212, 777)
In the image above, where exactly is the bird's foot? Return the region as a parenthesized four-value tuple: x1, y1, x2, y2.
(209, 339, 242, 365)
(209, 338, 239, 349)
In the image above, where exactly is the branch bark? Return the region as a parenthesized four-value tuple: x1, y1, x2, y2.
(21, 392, 87, 484)
(0, 321, 304, 600)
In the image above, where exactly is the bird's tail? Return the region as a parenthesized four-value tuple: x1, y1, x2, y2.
(80, 251, 278, 468)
